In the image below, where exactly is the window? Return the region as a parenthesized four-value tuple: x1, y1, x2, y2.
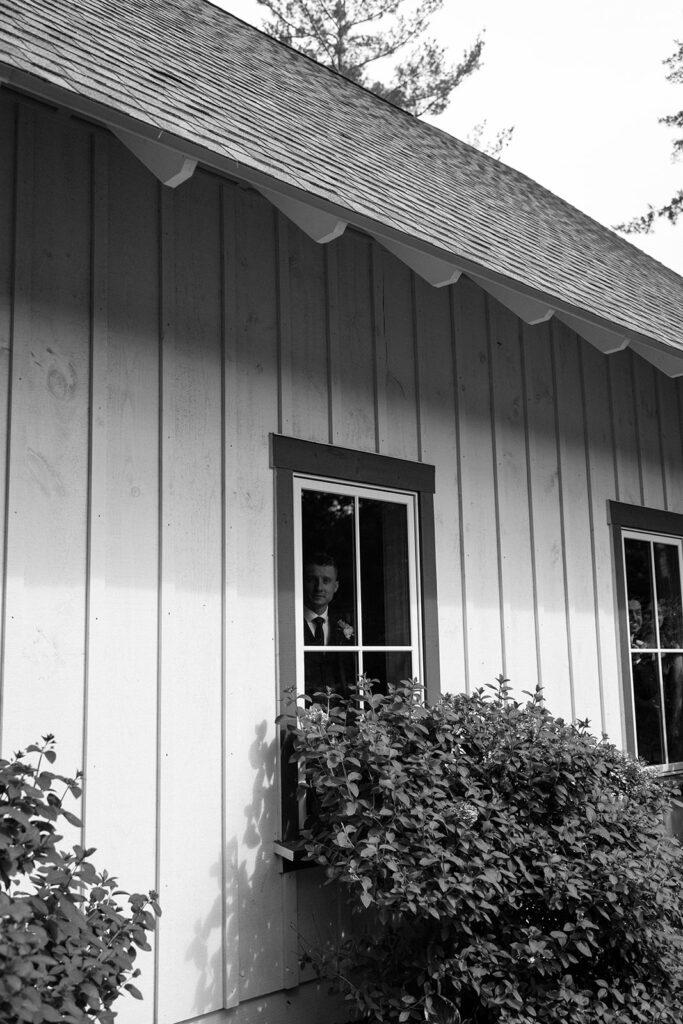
(296, 480, 422, 702)
(610, 502, 683, 771)
(272, 435, 439, 856)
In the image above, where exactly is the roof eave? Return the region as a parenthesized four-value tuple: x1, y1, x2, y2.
(2, 60, 682, 376)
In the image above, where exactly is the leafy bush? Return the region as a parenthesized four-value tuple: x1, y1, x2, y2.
(0, 737, 160, 1024)
(292, 679, 683, 1024)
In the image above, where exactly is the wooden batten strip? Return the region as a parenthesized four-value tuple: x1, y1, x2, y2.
(220, 182, 242, 1010)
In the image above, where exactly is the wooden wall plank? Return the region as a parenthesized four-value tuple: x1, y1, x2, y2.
(328, 232, 376, 452)
(0, 93, 15, 678)
(553, 323, 602, 728)
(2, 104, 90, 781)
(487, 299, 538, 693)
(521, 321, 571, 718)
(375, 248, 419, 461)
(451, 278, 502, 689)
(413, 276, 465, 691)
(281, 218, 329, 443)
(83, 135, 160, 1023)
(633, 356, 665, 509)
(156, 174, 224, 1024)
(658, 374, 683, 514)
(580, 339, 621, 744)
(222, 184, 285, 1002)
(609, 350, 641, 506)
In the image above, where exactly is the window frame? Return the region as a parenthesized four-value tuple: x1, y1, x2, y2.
(295, 476, 423, 698)
(272, 434, 439, 863)
(609, 500, 683, 773)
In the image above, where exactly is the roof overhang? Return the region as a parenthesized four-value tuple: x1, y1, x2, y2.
(2, 60, 682, 376)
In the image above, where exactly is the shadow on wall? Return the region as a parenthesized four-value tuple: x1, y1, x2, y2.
(185, 720, 347, 1021)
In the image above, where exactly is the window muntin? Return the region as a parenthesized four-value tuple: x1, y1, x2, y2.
(623, 531, 683, 769)
(294, 477, 422, 701)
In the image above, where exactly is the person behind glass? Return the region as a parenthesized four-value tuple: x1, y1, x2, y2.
(303, 553, 354, 648)
(303, 552, 354, 699)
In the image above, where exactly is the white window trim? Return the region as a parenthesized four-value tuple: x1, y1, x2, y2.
(622, 528, 683, 772)
(293, 474, 424, 700)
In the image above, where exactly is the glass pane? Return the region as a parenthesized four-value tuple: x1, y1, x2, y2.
(359, 498, 411, 646)
(362, 651, 413, 693)
(625, 538, 656, 649)
(654, 543, 683, 648)
(663, 653, 683, 764)
(301, 490, 356, 642)
(304, 651, 358, 701)
(632, 652, 664, 764)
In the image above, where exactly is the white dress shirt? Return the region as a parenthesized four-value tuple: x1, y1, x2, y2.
(304, 606, 329, 644)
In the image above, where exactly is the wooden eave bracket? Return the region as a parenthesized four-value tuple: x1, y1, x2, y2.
(257, 185, 347, 243)
(558, 312, 683, 377)
(470, 274, 555, 324)
(556, 311, 629, 354)
(630, 340, 683, 378)
(467, 276, 683, 378)
(111, 126, 197, 188)
(378, 236, 463, 287)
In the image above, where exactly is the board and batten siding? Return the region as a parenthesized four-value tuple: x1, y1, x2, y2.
(1, 90, 683, 1024)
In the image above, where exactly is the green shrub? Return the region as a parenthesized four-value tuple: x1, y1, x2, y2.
(292, 679, 683, 1023)
(0, 737, 160, 1024)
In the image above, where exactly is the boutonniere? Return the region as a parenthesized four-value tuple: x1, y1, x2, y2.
(337, 619, 354, 640)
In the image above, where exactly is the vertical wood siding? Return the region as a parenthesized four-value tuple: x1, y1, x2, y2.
(2, 90, 683, 1022)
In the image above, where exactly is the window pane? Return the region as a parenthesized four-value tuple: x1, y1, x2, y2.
(625, 538, 656, 649)
(359, 498, 411, 646)
(654, 543, 683, 648)
(663, 653, 683, 763)
(362, 651, 413, 691)
(302, 490, 356, 639)
(304, 651, 358, 701)
(632, 652, 664, 764)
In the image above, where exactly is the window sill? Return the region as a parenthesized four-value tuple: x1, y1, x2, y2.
(273, 840, 315, 873)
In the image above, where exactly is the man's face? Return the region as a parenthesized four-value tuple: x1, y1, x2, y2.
(303, 562, 339, 613)
(629, 599, 643, 635)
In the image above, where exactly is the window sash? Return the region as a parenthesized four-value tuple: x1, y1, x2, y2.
(621, 528, 683, 771)
(293, 475, 423, 699)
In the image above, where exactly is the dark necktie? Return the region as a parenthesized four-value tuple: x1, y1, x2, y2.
(313, 616, 325, 645)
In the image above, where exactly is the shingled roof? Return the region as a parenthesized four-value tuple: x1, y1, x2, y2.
(1, 0, 682, 364)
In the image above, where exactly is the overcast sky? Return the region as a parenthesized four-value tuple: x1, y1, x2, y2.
(210, 0, 683, 275)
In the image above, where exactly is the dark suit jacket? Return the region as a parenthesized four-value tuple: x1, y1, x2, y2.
(303, 611, 355, 699)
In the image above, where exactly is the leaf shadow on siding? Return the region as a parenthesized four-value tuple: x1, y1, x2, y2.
(183, 720, 284, 1015)
(184, 718, 348, 1017)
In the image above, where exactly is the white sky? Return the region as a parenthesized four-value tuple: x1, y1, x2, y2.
(210, 0, 683, 275)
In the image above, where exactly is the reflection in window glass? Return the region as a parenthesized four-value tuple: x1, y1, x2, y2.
(301, 491, 356, 642)
(625, 539, 655, 649)
(363, 651, 412, 693)
(304, 651, 357, 702)
(298, 483, 419, 699)
(624, 533, 683, 767)
(654, 543, 683, 648)
(359, 498, 411, 646)
(631, 652, 664, 764)
(664, 653, 683, 764)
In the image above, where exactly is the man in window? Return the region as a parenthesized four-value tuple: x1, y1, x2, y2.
(303, 552, 355, 698)
(303, 553, 354, 647)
